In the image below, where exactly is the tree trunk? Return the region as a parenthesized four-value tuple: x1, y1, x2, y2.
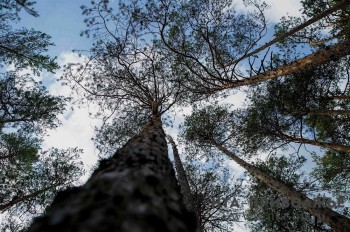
(167, 135, 195, 212)
(280, 133, 350, 153)
(27, 115, 197, 232)
(228, 0, 350, 65)
(330, 96, 350, 101)
(0, 185, 58, 211)
(0, 118, 33, 124)
(167, 135, 202, 232)
(213, 142, 350, 231)
(217, 38, 350, 91)
(292, 110, 350, 116)
(0, 154, 13, 160)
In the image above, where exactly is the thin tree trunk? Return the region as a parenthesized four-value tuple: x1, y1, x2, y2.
(0, 185, 58, 211)
(330, 96, 350, 101)
(0, 154, 12, 160)
(27, 115, 197, 232)
(213, 141, 350, 231)
(0, 118, 32, 123)
(280, 133, 350, 153)
(221, 38, 350, 91)
(167, 135, 202, 232)
(167, 135, 195, 212)
(292, 110, 350, 116)
(228, 0, 350, 65)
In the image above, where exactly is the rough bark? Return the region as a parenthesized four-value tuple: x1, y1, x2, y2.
(228, 0, 350, 65)
(213, 142, 350, 232)
(27, 115, 197, 232)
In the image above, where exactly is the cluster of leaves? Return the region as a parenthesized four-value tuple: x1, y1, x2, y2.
(246, 155, 333, 231)
(182, 105, 236, 147)
(184, 161, 245, 232)
(236, 56, 350, 155)
(0, 0, 58, 74)
(301, 0, 350, 37)
(312, 150, 350, 198)
(0, 1, 85, 230)
(93, 109, 148, 157)
(0, 72, 67, 133)
(0, 147, 84, 230)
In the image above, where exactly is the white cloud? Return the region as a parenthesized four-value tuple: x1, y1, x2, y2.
(264, 0, 302, 23)
(48, 51, 87, 97)
(42, 105, 100, 167)
(236, 0, 302, 24)
(42, 51, 102, 180)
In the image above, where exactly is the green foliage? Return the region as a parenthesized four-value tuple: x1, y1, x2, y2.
(184, 159, 245, 232)
(304, 115, 338, 141)
(182, 105, 235, 146)
(0, 132, 40, 164)
(273, 0, 350, 64)
(246, 155, 331, 231)
(0, 0, 38, 21)
(0, 0, 58, 74)
(301, 0, 350, 37)
(0, 148, 84, 228)
(237, 57, 350, 155)
(0, 72, 68, 134)
(0, 1, 85, 230)
(0, 29, 58, 74)
(312, 150, 350, 197)
(94, 109, 148, 158)
(79, 0, 269, 95)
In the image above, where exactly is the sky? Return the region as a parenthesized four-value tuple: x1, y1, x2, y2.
(10, 0, 304, 231)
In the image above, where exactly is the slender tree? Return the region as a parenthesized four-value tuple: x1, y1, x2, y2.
(228, 0, 350, 64)
(166, 136, 245, 232)
(94, 110, 245, 232)
(246, 155, 333, 231)
(182, 105, 350, 231)
(167, 135, 195, 213)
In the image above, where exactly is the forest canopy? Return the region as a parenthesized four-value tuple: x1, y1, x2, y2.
(2, 0, 350, 231)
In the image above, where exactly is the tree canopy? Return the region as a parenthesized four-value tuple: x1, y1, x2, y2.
(5, 0, 350, 231)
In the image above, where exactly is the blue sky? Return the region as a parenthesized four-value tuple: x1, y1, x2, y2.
(16, 0, 91, 55)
